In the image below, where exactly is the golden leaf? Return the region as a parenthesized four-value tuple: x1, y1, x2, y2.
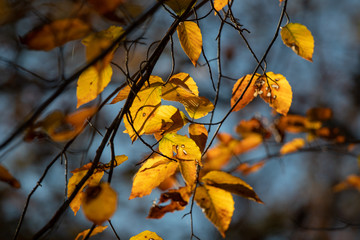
(195, 185, 234, 238)
(129, 230, 163, 240)
(110, 84, 131, 104)
(0, 164, 20, 188)
(281, 23, 315, 62)
(280, 138, 305, 155)
(231, 74, 261, 112)
(236, 160, 266, 176)
(82, 182, 117, 225)
(201, 170, 263, 203)
(164, 0, 195, 15)
(75, 226, 108, 240)
(232, 133, 263, 155)
(177, 21, 202, 66)
(333, 175, 360, 192)
(129, 156, 178, 199)
(148, 186, 192, 219)
(214, 0, 230, 12)
(236, 118, 271, 139)
(259, 72, 293, 116)
(21, 18, 91, 51)
(189, 123, 208, 153)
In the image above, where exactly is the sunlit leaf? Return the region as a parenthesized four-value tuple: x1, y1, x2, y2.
(82, 182, 117, 225)
(214, 0, 230, 12)
(233, 134, 263, 155)
(164, 0, 195, 15)
(177, 21, 202, 66)
(75, 226, 108, 240)
(129, 156, 178, 199)
(236, 160, 266, 176)
(68, 163, 104, 215)
(129, 230, 163, 240)
(231, 74, 261, 112)
(111, 85, 131, 104)
(148, 186, 192, 219)
(280, 138, 305, 155)
(276, 114, 309, 134)
(189, 123, 208, 153)
(201, 170, 263, 203)
(195, 185, 234, 238)
(333, 175, 360, 192)
(235, 118, 271, 139)
(21, 18, 91, 51)
(158, 175, 178, 191)
(123, 76, 163, 141)
(0, 164, 20, 188)
(281, 23, 315, 62)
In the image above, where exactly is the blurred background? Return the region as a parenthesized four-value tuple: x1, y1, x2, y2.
(1, 0, 360, 239)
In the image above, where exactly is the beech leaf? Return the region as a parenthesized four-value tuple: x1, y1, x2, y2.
(177, 21, 202, 66)
(165, 0, 195, 15)
(129, 156, 178, 199)
(195, 185, 234, 238)
(130, 230, 163, 240)
(281, 23, 315, 62)
(201, 170, 263, 203)
(214, 0, 230, 12)
(231, 74, 261, 112)
(75, 226, 108, 240)
(21, 18, 91, 51)
(189, 123, 208, 153)
(280, 138, 305, 155)
(0, 164, 20, 188)
(82, 182, 117, 225)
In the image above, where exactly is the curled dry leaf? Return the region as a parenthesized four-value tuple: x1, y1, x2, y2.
(21, 18, 91, 51)
(82, 182, 117, 225)
(177, 21, 202, 66)
(281, 23, 315, 62)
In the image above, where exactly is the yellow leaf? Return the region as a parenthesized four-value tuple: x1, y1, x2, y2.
(214, 0, 230, 12)
(232, 133, 263, 155)
(76, 64, 113, 108)
(281, 23, 315, 62)
(123, 76, 163, 141)
(280, 138, 305, 155)
(21, 18, 91, 51)
(195, 185, 234, 238)
(259, 72, 293, 116)
(164, 0, 195, 15)
(236, 160, 266, 176)
(110, 84, 131, 104)
(177, 21, 202, 66)
(201, 170, 263, 203)
(231, 74, 261, 112)
(189, 123, 208, 153)
(148, 186, 191, 219)
(75, 226, 108, 240)
(129, 230, 163, 240)
(0, 164, 20, 188)
(82, 182, 117, 225)
(129, 156, 178, 199)
(68, 163, 104, 215)
(162, 73, 213, 119)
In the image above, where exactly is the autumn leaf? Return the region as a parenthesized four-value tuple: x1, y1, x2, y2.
(280, 138, 305, 155)
(21, 18, 91, 51)
(236, 160, 266, 176)
(281, 23, 315, 62)
(130, 230, 163, 240)
(231, 74, 261, 112)
(177, 21, 202, 66)
(0, 164, 20, 188)
(189, 123, 208, 153)
(165, 0, 195, 15)
(195, 185, 234, 238)
(306, 107, 332, 122)
(214, 0, 230, 12)
(75, 226, 108, 240)
(201, 170, 263, 203)
(87, 0, 124, 15)
(82, 182, 117, 225)
(333, 175, 360, 192)
(162, 73, 213, 119)
(236, 118, 271, 139)
(148, 186, 192, 219)
(129, 156, 178, 199)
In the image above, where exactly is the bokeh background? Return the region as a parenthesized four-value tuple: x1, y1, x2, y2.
(1, 0, 360, 239)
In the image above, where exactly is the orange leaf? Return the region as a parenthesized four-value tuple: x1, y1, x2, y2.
(177, 21, 202, 66)
(82, 182, 117, 225)
(148, 186, 191, 219)
(235, 118, 271, 139)
(129, 156, 178, 199)
(0, 164, 20, 188)
(75, 226, 108, 240)
(306, 107, 332, 122)
(333, 175, 360, 192)
(129, 230, 163, 240)
(280, 138, 305, 155)
(233, 134, 263, 155)
(231, 74, 261, 112)
(21, 18, 91, 51)
(281, 23, 315, 62)
(195, 185, 234, 238)
(259, 72, 292, 116)
(201, 170, 263, 203)
(189, 123, 208, 153)
(214, 0, 230, 12)
(236, 160, 265, 176)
